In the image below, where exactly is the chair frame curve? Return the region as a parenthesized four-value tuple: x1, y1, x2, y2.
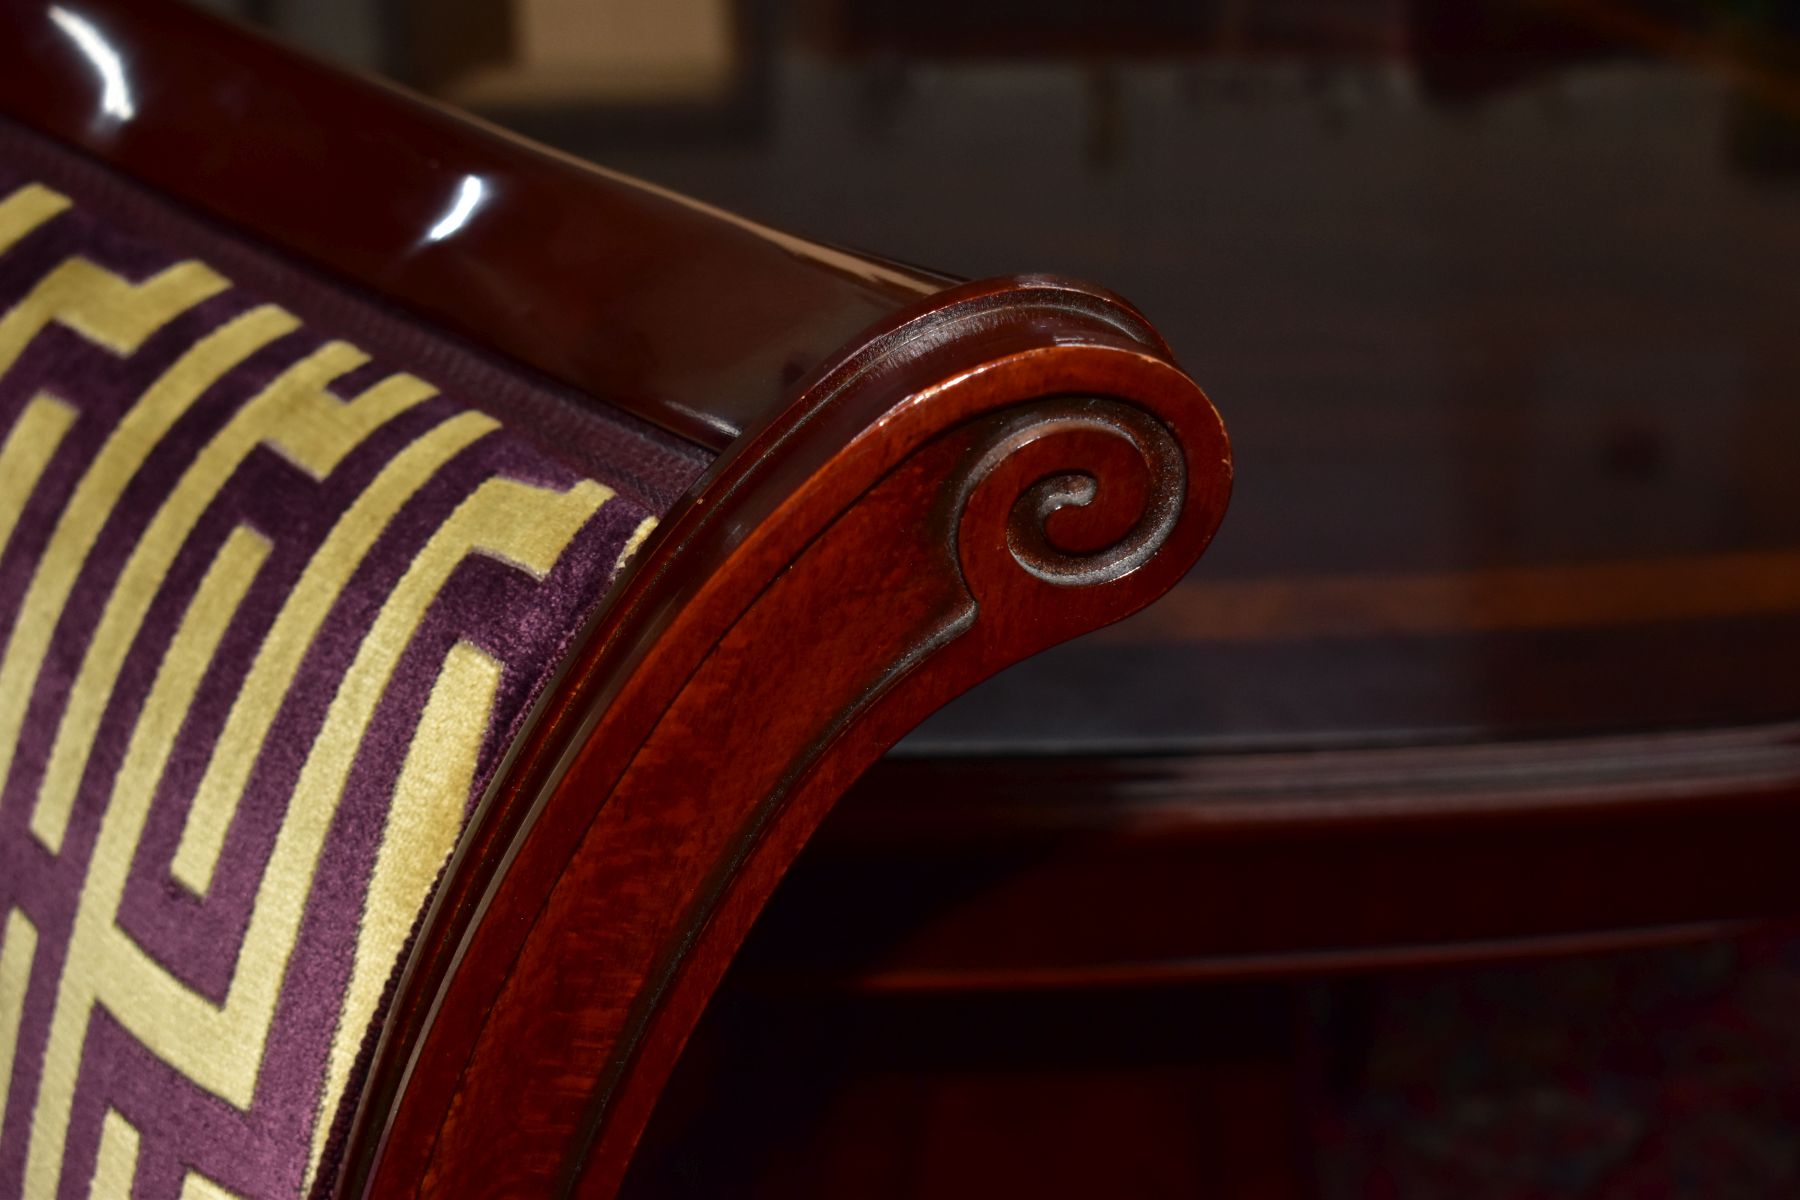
(0, 7, 1233, 1195)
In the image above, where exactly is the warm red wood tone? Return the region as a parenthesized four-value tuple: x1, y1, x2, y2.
(348, 278, 1228, 1199)
(582, 2, 1796, 1187)
(750, 726, 1800, 991)
(30, 1, 1792, 1193)
(0, 6, 1232, 1197)
(0, 0, 946, 448)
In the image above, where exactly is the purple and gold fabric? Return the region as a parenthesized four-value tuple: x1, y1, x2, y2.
(0, 126, 700, 1200)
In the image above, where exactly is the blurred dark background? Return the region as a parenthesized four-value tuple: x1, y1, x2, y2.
(206, 0, 1800, 755)
(202, 1, 1800, 1194)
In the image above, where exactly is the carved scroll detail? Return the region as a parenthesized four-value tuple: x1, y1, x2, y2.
(957, 396, 1186, 591)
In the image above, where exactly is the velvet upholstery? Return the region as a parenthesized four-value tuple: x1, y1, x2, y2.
(0, 133, 697, 1200)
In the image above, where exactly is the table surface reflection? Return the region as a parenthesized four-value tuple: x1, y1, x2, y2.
(278, 0, 1800, 753)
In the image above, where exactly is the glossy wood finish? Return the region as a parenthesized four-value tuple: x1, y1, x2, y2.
(619, 721, 1800, 1197)
(15, 0, 1800, 1193)
(750, 725, 1800, 992)
(494, 4, 1797, 1186)
(347, 277, 1226, 1199)
(0, 7, 1233, 1196)
(0, 0, 946, 449)
(517, 0, 1799, 755)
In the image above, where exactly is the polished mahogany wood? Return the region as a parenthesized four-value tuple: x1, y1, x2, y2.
(346, 277, 1227, 1198)
(574, 5, 1800, 1188)
(26, 0, 1797, 1193)
(0, 0, 945, 449)
(543, 0, 1800, 755)
(746, 725, 1800, 991)
(0, 7, 1234, 1196)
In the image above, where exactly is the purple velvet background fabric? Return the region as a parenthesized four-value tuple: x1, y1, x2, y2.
(0, 129, 682, 1199)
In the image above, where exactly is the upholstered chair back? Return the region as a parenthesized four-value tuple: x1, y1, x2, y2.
(0, 4, 1230, 1197)
(0, 119, 711, 1198)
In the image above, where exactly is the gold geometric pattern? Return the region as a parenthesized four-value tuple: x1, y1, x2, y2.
(0, 177, 656, 1199)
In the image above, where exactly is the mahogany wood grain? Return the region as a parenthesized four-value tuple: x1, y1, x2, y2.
(0, 7, 1235, 1197)
(350, 278, 1227, 1199)
(0, 0, 945, 448)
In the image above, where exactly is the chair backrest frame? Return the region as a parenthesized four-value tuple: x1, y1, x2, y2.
(0, 4, 1233, 1196)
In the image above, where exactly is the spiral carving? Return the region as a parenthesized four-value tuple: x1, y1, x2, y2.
(957, 397, 1186, 591)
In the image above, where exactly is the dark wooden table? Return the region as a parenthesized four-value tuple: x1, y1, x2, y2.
(264, 0, 1800, 1192)
(484, 0, 1800, 989)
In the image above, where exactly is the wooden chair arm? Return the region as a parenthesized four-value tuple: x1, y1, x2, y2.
(357, 277, 1231, 1196)
(0, 0, 943, 448)
(0, 6, 1232, 1195)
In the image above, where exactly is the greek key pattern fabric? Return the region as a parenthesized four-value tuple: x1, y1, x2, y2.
(0, 172, 657, 1198)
